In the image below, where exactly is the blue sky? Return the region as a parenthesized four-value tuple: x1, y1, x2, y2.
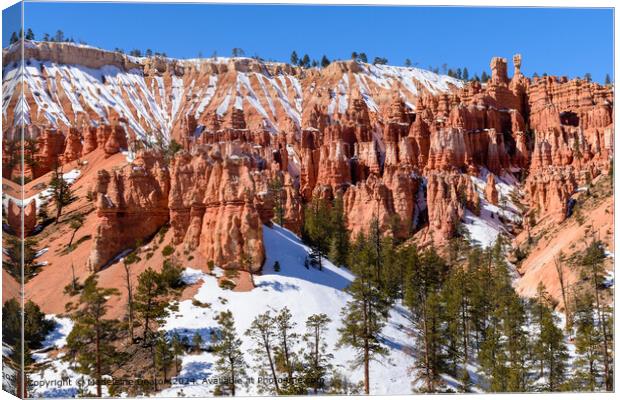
(2, 2, 614, 82)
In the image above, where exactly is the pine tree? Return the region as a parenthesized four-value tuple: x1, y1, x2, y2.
(49, 165, 74, 223)
(192, 331, 203, 353)
(154, 334, 173, 381)
(134, 267, 175, 344)
(246, 311, 280, 394)
(170, 332, 184, 374)
(604, 73, 611, 85)
(303, 196, 332, 270)
(10, 32, 18, 44)
(463, 67, 469, 81)
(67, 212, 84, 247)
(25, 28, 35, 40)
(442, 264, 471, 383)
(321, 55, 330, 68)
(579, 240, 613, 390)
(301, 54, 310, 68)
(531, 283, 568, 391)
(303, 313, 333, 394)
(328, 195, 349, 267)
(337, 234, 390, 394)
(359, 53, 368, 63)
(213, 310, 248, 396)
(54, 29, 64, 42)
(481, 71, 489, 83)
(554, 252, 571, 331)
(570, 291, 602, 391)
(269, 174, 285, 226)
(404, 58, 412, 67)
(66, 275, 122, 397)
(273, 307, 298, 382)
(290, 51, 299, 65)
(123, 252, 140, 342)
(402, 245, 448, 392)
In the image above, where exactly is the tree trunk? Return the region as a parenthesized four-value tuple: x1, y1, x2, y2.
(363, 297, 370, 395)
(593, 269, 611, 391)
(96, 326, 102, 397)
(124, 264, 134, 342)
(230, 357, 236, 396)
(263, 334, 280, 393)
(68, 227, 79, 246)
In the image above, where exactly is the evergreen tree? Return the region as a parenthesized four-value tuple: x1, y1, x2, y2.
(481, 71, 489, 83)
(25, 28, 35, 40)
(192, 331, 203, 353)
(67, 212, 85, 247)
(359, 53, 368, 63)
(134, 267, 175, 344)
(154, 334, 173, 381)
(246, 311, 280, 394)
(290, 51, 299, 65)
(49, 165, 74, 222)
(321, 55, 330, 68)
(404, 246, 448, 392)
(301, 54, 311, 68)
(404, 58, 412, 67)
(570, 291, 602, 391)
(54, 29, 64, 42)
(463, 67, 469, 81)
(303, 313, 333, 394)
(273, 307, 299, 382)
(170, 332, 184, 374)
(604, 73, 611, 85)
(531, 283, 568, 391)
(337, 234, 390, 394)
(328, 195, 350, 267)
(303, 196, 332, 270)
(66, 275, 122, 397)
(231, 48, 245, 57)
(213, 310, 248, 396)
(269, 174, 285, 226)
(579, 240, 613, 390)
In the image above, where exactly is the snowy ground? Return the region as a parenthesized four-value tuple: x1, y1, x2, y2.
(28, 316, 108, 398)
(28, 225, 489, 397)
(159, 224, 421, 396)
(464, 169, 522, 248)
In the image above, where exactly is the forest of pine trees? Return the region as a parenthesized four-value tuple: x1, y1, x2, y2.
(20, 185, 613, 396)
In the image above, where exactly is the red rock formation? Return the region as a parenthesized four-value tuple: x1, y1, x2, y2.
(168, 147, 266, 272)
(6, 199, 37, 237)
(88, 151, 170, 271)
(485, 173, 499, 205)
(62, 127, 83, 163)
(33, 128, 66, 177)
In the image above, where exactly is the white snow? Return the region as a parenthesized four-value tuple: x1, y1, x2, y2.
(159, 225, 422, 395)
(464, 168, 522, 248)
(29, 316, 108, 398)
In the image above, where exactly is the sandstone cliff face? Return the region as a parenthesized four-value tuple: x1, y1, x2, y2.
(6, 199, 37, 238)
(6, 43, 614, 274)
(168, 146, 267, 272)
(88, 151, 170, 271)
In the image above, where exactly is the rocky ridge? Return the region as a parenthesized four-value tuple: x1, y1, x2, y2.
(3, 41, 614, 280)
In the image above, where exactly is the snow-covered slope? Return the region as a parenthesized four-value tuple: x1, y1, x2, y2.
(27, 225, 485, 397)
(2, 41, 463, 142)
(159, 224, 417, 396)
